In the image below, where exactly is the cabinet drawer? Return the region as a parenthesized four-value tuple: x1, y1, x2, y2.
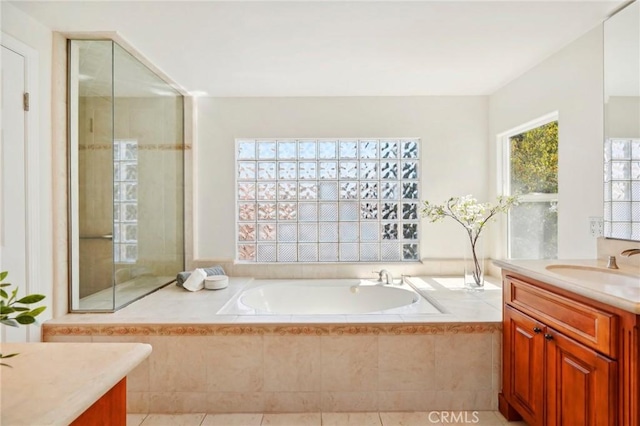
(505, 276, 617, 358)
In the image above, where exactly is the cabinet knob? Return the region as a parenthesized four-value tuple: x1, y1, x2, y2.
(544, 333, 553, 340)
(533, 327, 542, 334)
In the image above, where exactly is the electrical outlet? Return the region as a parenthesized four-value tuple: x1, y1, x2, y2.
(589, 216, 603, 237)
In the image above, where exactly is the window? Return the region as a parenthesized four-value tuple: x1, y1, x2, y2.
(113, 139, 138, 263)
(235, 139, 420, 262)
(502, 115, 558, 259)
(604, 138, 640, 240)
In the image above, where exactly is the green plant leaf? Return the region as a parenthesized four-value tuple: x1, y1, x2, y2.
(0, 306, 16, 315)
(28, 306, 46, 317)
(9, 288, 18, 304)
(0, 318, 18, 327)
(14, 315, 36, 325)
(0, 283, 11, 288)
(1, 363, 14, 368)
(12, 307, 29, 312)
(0, 352, 19, 359)
(0, 271, 7, 281)
(0, 289, 7, 299)
(16, 294, 45, 304)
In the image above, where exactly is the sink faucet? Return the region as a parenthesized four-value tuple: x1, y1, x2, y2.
(621, 248, 640, 257)
(375, 269, 394, 284)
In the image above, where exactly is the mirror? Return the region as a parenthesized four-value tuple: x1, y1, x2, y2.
(604, 0, 640, 241)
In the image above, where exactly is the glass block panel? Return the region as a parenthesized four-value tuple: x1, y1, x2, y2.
(319, 223, 339, 242)
(340, 162, 358, 179)
(238, 224, 256, 241)
(381, 203, 398, 220)
(612, 139, 630, 159)
(360, 140, 378, 159)
(319, 162, 338, 179)
(258, 183, 277, 201)
(258, 203, 277, 221)
(604, 182, 611, 202)
(299, 203, 318, 222)
(257, 141, 276, 159)
(339, 140, 358, 159)
(339, 222, 359, 242)
(402, 182, 418, 199)
(380, 140, 398, 159)
(381, 243, 402, 261)
(299, 244, 318, 262)
(604, 202, 612, 219)
(238, 162, 256, 180)
(360, 244, 379, 261)
(381, 182, 399, 200)
(361, 202, 378, 220)
(122, 163, 137, 181)
(632, 140, 640, 160)
(611, 222, 631, 239)
(340, 202, 359, 221)
(633, 223, 640, 240)
(238, 203, 256, 221)
(402, 162, 418, 179)
(114, 183, 122, 202)
(113, 224, 120, 243)
(122, 244, 138, 262)
(257, 243, 277, 262)
(278, 223, 297, 242)
(360, 162, 378, 180)
(299, 162, 317, 179)
(114, 203, 121, 222)
(123, 183, 137, 201)
(319, 141, 337, 159)
(403, 223, 418, 240)
(612, 181, 630, 201)
(278, 203, 297, 220)
(611, 161, 630, 180)
(382, 223, 398, 240)
(298, 141, 317, 159)
(632, 202, 640, 221)
(319, 243, 339, 261)
(604, 139, 611, 162)
(403, 244, 419, 260)
(340, 182, 358, 200)
(632, 162, 640, 180)
(299, 182, 318, 200)
(319, 181, 339, 200)
(401, 140, 419, 158)
(612, 202, 631, 221)
(319, 202, 338, 221)
(278, 141, 296, 159)
(633, 182, 640, 199)
(122, 142, 138, 160)
(340, 243, 359, 261)
(278, 162, 297, 180)
(238, 244, 256, 261)
(258, 223, 276, 241)
(380, 162, 398, 180)
(298, 223, 318, 242)
(360, 182, 378, 199)
(122, 204, 137, 221)
(360, 222, 379, 241)
(278, 182, 297, 200)
(258, 162, 277, 180)
(402, 203, 418, 220)
(238, 183, 256, 201)
(122, 224, 137, 243)
(604, 161, 611, 182)
(238, 140, 256, 159)
(114, 163, 121, 181)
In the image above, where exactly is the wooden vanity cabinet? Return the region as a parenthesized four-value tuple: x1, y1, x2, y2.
(500, 270, 640, 426)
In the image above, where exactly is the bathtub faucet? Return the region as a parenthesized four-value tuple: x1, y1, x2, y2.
(374, 269, 394, 285)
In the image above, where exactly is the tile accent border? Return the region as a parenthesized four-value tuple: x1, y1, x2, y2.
(43, 322, 501, 338)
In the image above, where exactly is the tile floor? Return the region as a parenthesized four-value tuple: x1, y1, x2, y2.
(128, 411, 528, 426)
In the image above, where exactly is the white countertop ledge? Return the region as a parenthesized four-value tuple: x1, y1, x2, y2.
(0, 342, 152, 426)
(494, 259, 640, 314)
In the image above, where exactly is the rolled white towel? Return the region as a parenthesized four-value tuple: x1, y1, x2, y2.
(182, 268, 207, 292)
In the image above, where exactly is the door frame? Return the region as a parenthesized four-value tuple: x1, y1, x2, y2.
(1, 32, 44, 341)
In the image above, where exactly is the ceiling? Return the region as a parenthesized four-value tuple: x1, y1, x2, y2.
(11, 0, 626, 97)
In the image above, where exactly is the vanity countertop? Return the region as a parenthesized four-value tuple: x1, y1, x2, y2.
(494, 259, 640, 314)
(0, 342, 152, 426)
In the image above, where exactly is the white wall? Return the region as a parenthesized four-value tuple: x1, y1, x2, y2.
(196, 96, 489, 261)
(489, 26, 604, 259)
(1, 3, 54, 323)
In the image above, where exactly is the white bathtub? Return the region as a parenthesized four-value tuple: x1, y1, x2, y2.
(218, 279, 443, 315)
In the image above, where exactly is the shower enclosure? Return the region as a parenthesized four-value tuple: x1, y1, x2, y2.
(68, 40, 184, 311)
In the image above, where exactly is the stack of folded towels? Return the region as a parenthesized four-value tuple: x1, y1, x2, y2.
(176, 266, 227, 292)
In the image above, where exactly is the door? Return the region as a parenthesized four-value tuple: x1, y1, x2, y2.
(0, 44, 28, 342)
(545, 328, 617, 426)
(504, 305, 545, 426)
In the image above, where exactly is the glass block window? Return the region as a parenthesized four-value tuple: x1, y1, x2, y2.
(113, 139, 138, 264)
(236, 139, 420, 262)
(604, 138, 640, 240)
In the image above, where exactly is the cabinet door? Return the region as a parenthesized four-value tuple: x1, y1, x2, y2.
(545, 329, 617, 426)
(504, 305, 546, 426)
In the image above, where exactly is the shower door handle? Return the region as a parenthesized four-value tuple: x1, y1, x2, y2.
(79, 234, 113, 240)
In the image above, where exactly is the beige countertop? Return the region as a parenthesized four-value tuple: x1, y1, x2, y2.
(0, 342, 152, 426)
(494, 259, 640, 314)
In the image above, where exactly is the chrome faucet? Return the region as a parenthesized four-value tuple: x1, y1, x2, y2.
(374, 269, 394, 284)
(621, 248, 640, 257)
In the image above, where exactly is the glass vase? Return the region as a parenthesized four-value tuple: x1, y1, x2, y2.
(463, 233, 485, 291)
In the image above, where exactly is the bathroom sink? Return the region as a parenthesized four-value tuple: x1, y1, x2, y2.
(545, 265, 640, 288)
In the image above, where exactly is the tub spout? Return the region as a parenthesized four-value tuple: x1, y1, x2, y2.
(376, 269, 394, 285)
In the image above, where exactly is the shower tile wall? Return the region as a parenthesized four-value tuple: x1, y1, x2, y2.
(78, 96, 183, 297)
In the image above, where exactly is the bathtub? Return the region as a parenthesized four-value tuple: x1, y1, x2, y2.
(217, 278, 444, 315)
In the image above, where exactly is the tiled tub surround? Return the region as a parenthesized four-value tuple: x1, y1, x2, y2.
(43, 276, 502, 414)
